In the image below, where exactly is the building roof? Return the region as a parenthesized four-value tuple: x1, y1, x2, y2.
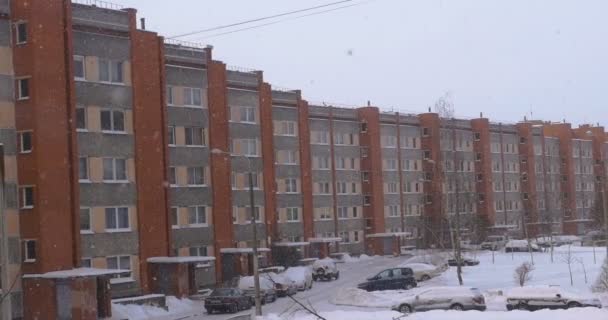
(147, 256, 216, 264)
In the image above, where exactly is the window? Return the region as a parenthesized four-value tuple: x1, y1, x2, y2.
(105, 207, 129, 231)
(73, 55, 85, 80)
(284, 150, 297, 164)
(313, 131, 329, 144)
(189, 246, 208, 257)
(80, 208, 91, 232)
(171, 207, 178, 227)
(318, 207, 332, 220)
(362, 171, 370, 182)
(24, 240, 36, 262)
(317, 157, 330, 169)
(103, 158, 127, 181)
(100, 110, 125, 133)
(107, 255, 131, 279)
(423, 150, 431, 160)
(361, 147, 369, 158)
(183, 88, 202, 106)
(422, 127, 430, 137)
(20, 186, 34, 209)
(99, 59, 123, 83)
(168, 126, 176, 145)
(285, 178, 298, 193)
(339, 231, 350, 243)
(81, 258, 92, 268)
(360, 122, 368, 133)
(336, 157, 346, 169)
(247, 206, 262, 223)
(76, 107, 87, 130)
(242, 139, 258, 156)
(15, 22, 27, 44)
(240, 106, 256, 123)
(385, 159, 397, 170)
(166, 86, 174, 105)
(188, 206, 207, 225)
(286, 207, 299, 222)
(387, 182, 398, 193)
(18, 131, 32, 153)
(351, 182, 357, 193)
(364, 195, 371, 206)
(168, 167, 177, 186)
(187, 167, 205, 186)
(352, 207, 358, 218)
(17, 78, 29, 100)
(336, 182, 347, 194)
(474, 132, 481, 141)
(318, 182, 330, 194)
(388, 205, 399, 217)
(79, 157, 89, 181)
(334, 133, 345, 145)
(185, 127, 204, 146)
(337, 207, 348, 219)
(476, 152, 482, 162)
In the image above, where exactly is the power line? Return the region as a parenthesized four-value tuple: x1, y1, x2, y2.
(197, 1, 374, 40)
(170, 0, 354, 39)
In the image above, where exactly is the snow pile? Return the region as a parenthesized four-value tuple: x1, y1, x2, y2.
(165, 296, 199, 311)
(239, 274, 275, 290)
(111, 297, 201, 320)
(400, 262, 436, 271)
(331, 287, 396, 308)
(343, 254, 374, 263)
(263, 308, 608, 320)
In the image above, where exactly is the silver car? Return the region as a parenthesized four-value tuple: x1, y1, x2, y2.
(392, 287, 486, 314)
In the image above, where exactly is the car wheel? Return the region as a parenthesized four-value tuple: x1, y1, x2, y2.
(336, 272, 340, 280)
(567, 302, 582, 309)
(450, 303, 464, 311)
(517, 303, 529, 311)
(206, 308, 213, 314)
(399, 304, 412, 314)
(404, 283, 414, 290)
(421, 275, 431, 281)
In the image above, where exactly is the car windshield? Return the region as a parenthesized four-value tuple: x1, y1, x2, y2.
(211, 289, 233, 296)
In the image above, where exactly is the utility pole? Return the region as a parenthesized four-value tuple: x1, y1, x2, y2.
(450, 118, 463, 286)
(0, 145, 10, 319)
(603, 160, 608, 256)
(248, 168, 262, 316)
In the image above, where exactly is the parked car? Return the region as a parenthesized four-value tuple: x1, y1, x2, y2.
(504, 240, 542, 252)
(392, 286, 486, 314)
(481, 235, 507, 251)
(506, 286, 602, 311)
(263, 273, 298, 297)
(204, 288, 252, 314)
(284, 266, 313, 291)
(357, 267, 417, 291)
(238, 276, 277, 305)
(312, 258, 340, 281)
(448, 258, 480, 267)
(401, 263, 444, 281)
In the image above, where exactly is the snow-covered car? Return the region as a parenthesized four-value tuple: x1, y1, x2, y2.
(312, 258, 339, 281)
(238, 275, 277, 304)
(481, 235, 508, 251)
(401, 263, 444, 281)
(392, 286, 486, 314)
(505, 240, 542, 252)
(357, 267, 417, 291)
(506, 286, 602, 311)
(262, 272, 298, 297)
(204, 288, 252, 314)
(447, 258, 480, 267)
(284, 266, 313, 291)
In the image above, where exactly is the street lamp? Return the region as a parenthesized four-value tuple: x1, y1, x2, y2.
(211, 148, 262, 316)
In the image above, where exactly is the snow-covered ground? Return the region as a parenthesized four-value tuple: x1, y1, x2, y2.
(112, 246, 608, 320)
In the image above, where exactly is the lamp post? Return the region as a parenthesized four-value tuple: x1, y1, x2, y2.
(211, 148, 261, 316)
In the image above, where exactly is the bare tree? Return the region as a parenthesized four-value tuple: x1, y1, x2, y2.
(576, 258, 588, 284)
(560, 245, 575, 286)
(592, 258, 608, 293)
(514, 261, 535, 287)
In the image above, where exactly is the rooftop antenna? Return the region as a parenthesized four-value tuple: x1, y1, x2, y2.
(367, 100, 371, 107)
(140, 18, 146, 30)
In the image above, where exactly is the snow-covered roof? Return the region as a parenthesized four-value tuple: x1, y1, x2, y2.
(366, 232, 411, 238)
(220, 247, 271, 254)
(308, 237, 342, 243)
(488, 224, 518, 229)
(23, 268, 130, 279)
(112, 294, 165, 303)
(273, 241, 310, 247)
(147, 256, 216, 264)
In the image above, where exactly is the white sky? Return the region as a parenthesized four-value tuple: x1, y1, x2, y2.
(119, 0, 608, 126)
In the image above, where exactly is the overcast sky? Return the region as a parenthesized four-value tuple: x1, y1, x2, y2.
(120, 0, 608, 126)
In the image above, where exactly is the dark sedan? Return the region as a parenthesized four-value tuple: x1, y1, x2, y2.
(204, 288, 252, 314)
(448, 258, 480, 267)
(358, 267, 417, 292)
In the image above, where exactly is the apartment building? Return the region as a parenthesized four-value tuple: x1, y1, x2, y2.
(0, 0, 607, 319)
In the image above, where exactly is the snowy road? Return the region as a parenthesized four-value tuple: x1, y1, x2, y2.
(197, 256, 407, 320)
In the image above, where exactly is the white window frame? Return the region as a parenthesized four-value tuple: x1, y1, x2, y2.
(168, 166, 177, 187)
(15, 21, 28, 45)
(20, 186, 34, 209)
(189, 246, 208, 257)
(76, 106, 87, 132)
(79, 157, 90, 182)
(168, 126, 176, 146)
(104, 207, 130, 232)
(284, 150, 297, 165)
(100, 109, 126, 134)
(166, 86, 174, 106)
(183, 87, 202, 107)
(240, 106, 256, 123)
(80, 207, 92, 234)
(187, 167, 205, 186)
(285, 178, 298, 193)
(18, 131, 32, 153)
(337, 207, 348, 219)
(107, 255, 132, 282)
(280, 121, 296, 136)
(17, 77, 30, 100)
(23, 240, 36, 263)
(98, 59, 124, 84)
(242, 139, 258, 156)
(318, 207, 332, 220)
(188, 206, 207, 226)
(286, 207, 300, 222)
(73, 55, 86, 81)
(103, 158, 127, 182)
(185, 127, 205, 147)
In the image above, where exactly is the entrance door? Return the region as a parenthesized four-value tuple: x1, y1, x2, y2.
(97, 277, 111, 318)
